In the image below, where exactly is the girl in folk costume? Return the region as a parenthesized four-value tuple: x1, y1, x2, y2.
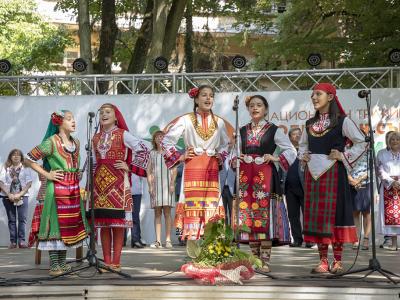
(238, 95, 296, 273)
(161, 85, 232, 240)
(299, 83, 367, 274)
(377, 131, 400, 250)
(26, 111, 89, 276)
(147, 131, 177, 248)
(93, 103, 149, 271)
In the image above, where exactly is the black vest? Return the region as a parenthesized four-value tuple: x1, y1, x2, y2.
(307, 116, 346, 155)
(240, 123, 278, 155)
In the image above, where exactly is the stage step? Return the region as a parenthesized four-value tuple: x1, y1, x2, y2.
(0, 285, 399, 300)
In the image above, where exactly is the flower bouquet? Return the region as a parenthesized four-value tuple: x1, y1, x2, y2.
(181, 215, 262, 285)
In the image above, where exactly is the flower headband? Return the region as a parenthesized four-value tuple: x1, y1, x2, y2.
(51, 111, 64, 126)
(188, 87, 199, 99)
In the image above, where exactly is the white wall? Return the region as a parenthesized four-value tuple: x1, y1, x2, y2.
(0, 89, 399, 246)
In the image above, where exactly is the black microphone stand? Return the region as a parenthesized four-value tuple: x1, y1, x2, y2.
(232, 96, 241, 243)
(51, 112, 131, 279)
(329, 90, 399, 284)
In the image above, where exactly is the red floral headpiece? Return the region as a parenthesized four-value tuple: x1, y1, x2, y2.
(51, 112, 64, 126)
(188, 87, 199, 99)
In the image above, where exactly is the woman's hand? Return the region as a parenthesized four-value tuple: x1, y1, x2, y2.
(169, 182, 175, 194)
(7, 193, 15, 201)
(301, 151, 311, 163)
(263, 154, 279, 164)
(328, 149, 343, 161)
(149, 188, 155, 200)
(348, 176, 357, 186)
(46, 170, 64, 182)
(392, 181, 400, 190)
(114, 160, 129, 172)
(180, 147, 195, 162)
(215, 153, 224, 165)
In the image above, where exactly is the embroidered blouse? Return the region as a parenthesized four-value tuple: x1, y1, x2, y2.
(299, 114, 367, 179)
(161, 112, 231, 168)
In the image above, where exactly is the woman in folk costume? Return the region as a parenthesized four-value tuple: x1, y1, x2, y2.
(161, 85, 232, 240)
(238, 95, 296, 273)
(377, 131, 400, 250)
(26, 111, 89, 276)
(299, 83, 367, 274)
(93, 103, 149, 271)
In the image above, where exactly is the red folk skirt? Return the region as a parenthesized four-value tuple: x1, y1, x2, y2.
(93, 159, 133, 228)
(303, 162, 357, 244)
(174, 154, 224, 239)
(383, 177, 400, 226)
(238, 155, 290, 245)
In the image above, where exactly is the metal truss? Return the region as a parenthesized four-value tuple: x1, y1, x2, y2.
(0, 67, 399, 96)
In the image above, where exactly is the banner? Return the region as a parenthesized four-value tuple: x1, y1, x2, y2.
(0, 88, 399, 245)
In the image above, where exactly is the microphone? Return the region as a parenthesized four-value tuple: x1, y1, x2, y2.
(232, 95, 239, 111)
(358, 90, 370, 98)
(88, 111, 95, 118)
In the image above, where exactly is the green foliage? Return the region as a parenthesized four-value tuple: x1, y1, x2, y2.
(251, 0, 400, 69)
(186, 216, 262, 268)
(0, 0, 73, 73)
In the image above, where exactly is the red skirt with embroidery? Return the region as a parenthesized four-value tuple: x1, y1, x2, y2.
(238, 156, 290, 244)
(174, 154, 224, 239)
(93, 159, 133, 228)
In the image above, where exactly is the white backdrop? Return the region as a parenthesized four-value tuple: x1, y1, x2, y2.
(0, 88, 399, 246)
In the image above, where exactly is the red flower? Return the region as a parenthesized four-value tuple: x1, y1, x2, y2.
(209, 214, 223, 223)
(253, 176, 261, 184)
(51, 112, 63, 126)
(260, 199, 268, 208)
(188, 87, 199, 98)
(245, 219, 253, 227)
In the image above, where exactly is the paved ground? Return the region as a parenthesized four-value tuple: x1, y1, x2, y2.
(0, 242, 399, 288)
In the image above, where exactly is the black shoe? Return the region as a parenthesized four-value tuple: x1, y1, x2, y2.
(139, 239, 147, 247)
(131, 241, 144, 248)
(289, 241, 303, 247)
(305, 242, 314, 248)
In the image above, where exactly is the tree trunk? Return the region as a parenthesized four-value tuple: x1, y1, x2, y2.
(93, 0, 118, 94)
(184, 0, 193, 73)
(145, 0, 171, 73)
(162, 0, 187, 65)
(78, 0, 93, 94)
(117, 0, 154, 94)
(126, 0, 154, 75)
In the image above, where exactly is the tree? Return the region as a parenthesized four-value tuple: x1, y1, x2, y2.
(0, 0, 72, 74)
(78, 0, 93, 75)
(145, 0, 172, 73)
(252, 0, 400, 69)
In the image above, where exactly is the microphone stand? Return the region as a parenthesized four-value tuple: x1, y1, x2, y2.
(232, 96, 241, 242)
(329, 90, 399, 284)
(51, 113, 131, 279)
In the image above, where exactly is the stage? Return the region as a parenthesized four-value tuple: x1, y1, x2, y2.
(0, 243, 399, 299)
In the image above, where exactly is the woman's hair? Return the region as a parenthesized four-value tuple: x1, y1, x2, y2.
(385, 130, 395, 149)
(245, 95, 269, 112)
(306, 92, 344, 129)
(288, 127, 302, 138)
(192, 84, 218, 128)
(5, 149, 24, 168)
(388, 131, 400, 147)
(151, 130, 164, 150)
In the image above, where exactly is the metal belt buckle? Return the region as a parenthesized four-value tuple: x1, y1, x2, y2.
(194, 148, 204, 156)
(206, 149, 216, 156)
(254, 157, 265, 165)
